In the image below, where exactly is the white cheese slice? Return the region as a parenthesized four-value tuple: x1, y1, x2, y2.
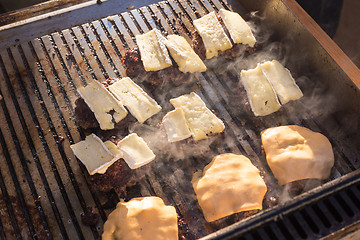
(70, 134, 119, 175)
(104, 140, 123, 157)
(135, 29, 172, 71)
(218, 9, 256, 47)
(240, 64, 281, 116)
(77, 80, 128, 130)
(170, 92, 225, 141)
(166, 35, 206, 73)
(162, 108, 192, 142)
(193, 11, 233, 59)
(117, 133, 155, 169)
(108, 77, 162, 123)
(260, 60, 303, 104)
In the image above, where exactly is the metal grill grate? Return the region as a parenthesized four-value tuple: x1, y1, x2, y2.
(0, 0, 359, 239)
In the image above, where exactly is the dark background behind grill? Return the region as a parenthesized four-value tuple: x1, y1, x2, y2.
(0, 0, 359, 239)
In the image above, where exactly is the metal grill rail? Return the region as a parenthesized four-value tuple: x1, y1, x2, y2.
(0, 0, 359, 239)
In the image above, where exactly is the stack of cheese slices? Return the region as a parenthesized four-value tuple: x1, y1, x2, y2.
(241, 60, 303, 116)
(162, 92, 225, 142)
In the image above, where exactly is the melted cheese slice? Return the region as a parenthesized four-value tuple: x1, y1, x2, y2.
(77, 80, 128, 130)
(135, 29, 172, 71)
(104, 140, 123, 157)
(117, 133, 155, 169)
(193, 11, 232, 59)
(260, 60, 303, 104)
(240, 64, 281, 116)
(170, 92, 225, 141)
(70, 134, 119, 175)
(162, 108, 192, 142)
(102, 197, 178, 240)
(192, 153, 267, 222)
(108, 77, 162, 123)
(261, 125, 334, 185)
(166, 35, 206, 73)
(219, 9, 256, 47)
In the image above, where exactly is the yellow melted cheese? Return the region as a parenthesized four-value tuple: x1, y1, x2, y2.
(170, 92, 225, 141)
(261, 125, 334, 185)
(192, 153, 267, 222)
(102, 197, 178, 240)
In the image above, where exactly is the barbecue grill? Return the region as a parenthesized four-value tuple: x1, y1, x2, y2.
(0, 0, 359, 239)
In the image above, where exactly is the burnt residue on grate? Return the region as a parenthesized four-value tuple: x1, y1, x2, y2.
(0, 0, 359, 239)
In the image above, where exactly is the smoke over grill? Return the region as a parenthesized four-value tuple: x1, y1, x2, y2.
(0, 0, 359, 239)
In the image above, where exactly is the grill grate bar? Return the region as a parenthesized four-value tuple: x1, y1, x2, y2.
(46, 31, 109, 223)
(348, 186, 360, 210)
(164, 1, 193, 37)
(70, 27, 105, 80)
(107, 15, 135, 49)
(256, 227, 272, 240)
(81, 23, 120, 79)
(76, 25, 113, 79)
(60, 30, 98, 82)
(92, 20, 126, 77)
(280, 217, 302, 240)
(99, 18, 128, 59)
(192, 0, 212, 14)
(293, 211, 314, 238)
(342, 190, 360, 213)
(318, 201, 339, 226)
(42, 36, 79, 97)
(335, 193, 355, 218)
(135, 8, 155, 31)
(36, 36, 102, 238)
(155, 3, 180, 34)
(267, 222, 287, 239)
(0, 127, 26, 240)
(0, 215, 5, 240)
(299, 208, 321, 234)
(51, 30, 112, 222)
(7, 43, 80, 239)
(215, 0, 231, 10)
(91, 21, 125, 76)
(138, 6, 160, 31)
(175, 0, 196, 23)
(50, 34, 88, 87)
(0, 52, 62, 239)
(26, 40, 92, 239)
(147, 5, 169, 33)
